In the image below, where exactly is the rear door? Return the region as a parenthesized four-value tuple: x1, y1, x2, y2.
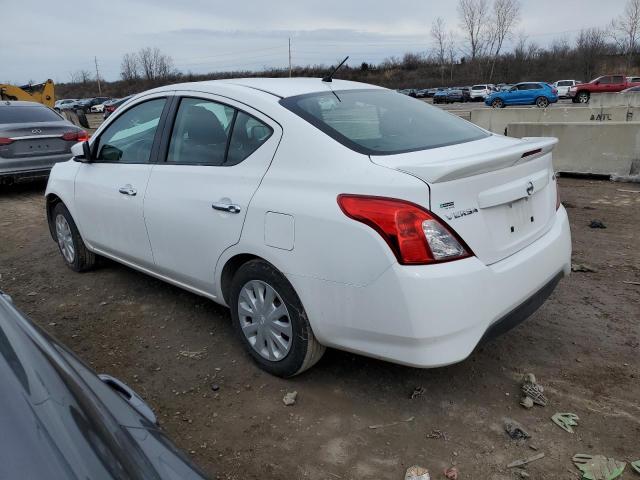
(74, 94, 170, 267)
(143, 93, 282, 293)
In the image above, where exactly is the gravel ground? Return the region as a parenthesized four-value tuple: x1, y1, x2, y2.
(0, 177, 638, 479)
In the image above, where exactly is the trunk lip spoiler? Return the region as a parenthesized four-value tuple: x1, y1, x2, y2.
(371, 136, 558, 184)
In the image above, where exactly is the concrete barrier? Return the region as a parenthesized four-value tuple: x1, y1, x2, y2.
(471, 105, 637, 134)
(506, 122, 640, 177)
(589, 92, 640, 108)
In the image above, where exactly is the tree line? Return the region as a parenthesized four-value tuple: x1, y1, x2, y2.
(57, 0, 640, 100)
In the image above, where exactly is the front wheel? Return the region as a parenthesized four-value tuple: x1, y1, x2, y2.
(491, 98, 505, 108)
(230, 260, 325, 377)
(51, 203, 96, 272)
(577, 91, 590, 103)
(536, 96, 550, 108)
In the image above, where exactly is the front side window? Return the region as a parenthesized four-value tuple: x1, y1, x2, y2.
(281, 89, 488, 155)
(167, 98, 273, 166)
(95, 98, 166, 163)
(597, 76, 612, 84)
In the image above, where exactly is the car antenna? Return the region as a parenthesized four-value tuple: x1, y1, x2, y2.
(322, 56, 349, 83)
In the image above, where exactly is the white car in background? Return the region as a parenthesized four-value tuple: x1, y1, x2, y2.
(470, 84, 495, 101)
(553, 80, 581, 99)
(90, 102, 107, 113)
(45, 78, 571, 377)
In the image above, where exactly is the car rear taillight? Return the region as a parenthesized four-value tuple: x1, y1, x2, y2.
(106, 105, 115, 112)
(0, 137, 13, 145)
(337, 195, 472, 265)
(552, 88, 558, 94)
(62, 130, 88, 142)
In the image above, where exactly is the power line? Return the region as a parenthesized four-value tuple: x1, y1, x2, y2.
(94, 56, 102, 94)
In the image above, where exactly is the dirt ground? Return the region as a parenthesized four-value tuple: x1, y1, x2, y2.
(0, 177, 638, 480)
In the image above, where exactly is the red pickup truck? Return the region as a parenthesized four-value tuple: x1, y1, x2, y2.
(569, 75, 640, 103)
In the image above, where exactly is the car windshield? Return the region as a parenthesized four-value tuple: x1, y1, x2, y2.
(557, 81, 573, 87)
(280, 89, 488, 155)
(472, 86, 486, 90)
(0, 106, 62, 124)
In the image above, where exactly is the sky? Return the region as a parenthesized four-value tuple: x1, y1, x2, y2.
(0, 0, 629, 84)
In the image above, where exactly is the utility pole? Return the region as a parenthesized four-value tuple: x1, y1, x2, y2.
(94, 56, 102, 95)
(288, 38, 292, 78)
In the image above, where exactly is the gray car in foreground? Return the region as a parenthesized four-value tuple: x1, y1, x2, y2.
(0, 291, 209, 479)
(0, 101, 87, 184)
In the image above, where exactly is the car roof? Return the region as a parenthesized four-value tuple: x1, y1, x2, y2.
(0, 100, 49, 107)
(153, 77, 385, 99)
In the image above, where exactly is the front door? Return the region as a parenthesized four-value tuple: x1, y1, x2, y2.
(143, 94, 282, 294)
(74, 96, 168, 267)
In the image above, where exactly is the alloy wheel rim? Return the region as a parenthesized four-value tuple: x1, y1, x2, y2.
(238, 280, 292, 362)
(55, 214, 75, 263)
(538, 98, 548, 107)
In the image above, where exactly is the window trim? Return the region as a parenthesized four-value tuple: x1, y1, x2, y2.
(90, 96, 171, 165)
(279, 89, 489, 156)
(158, 95, 273, 167)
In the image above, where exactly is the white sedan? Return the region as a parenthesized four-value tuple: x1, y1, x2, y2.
(45, 78, 572, 377)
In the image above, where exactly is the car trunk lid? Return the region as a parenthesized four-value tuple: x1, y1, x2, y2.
(370, 135, 559, 265)
(0, 122, 75, 159)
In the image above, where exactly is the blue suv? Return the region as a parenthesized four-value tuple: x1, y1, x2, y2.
(485, 82, 558, 108)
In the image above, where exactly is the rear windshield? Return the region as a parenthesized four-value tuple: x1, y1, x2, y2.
(557, 81, 573, 87)
(0, 106, 62, 124)
(472, 85, 486, 90)
(280, 89, 488, 155)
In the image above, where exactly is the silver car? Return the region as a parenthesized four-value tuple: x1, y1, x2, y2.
(0, 101, 87, 184)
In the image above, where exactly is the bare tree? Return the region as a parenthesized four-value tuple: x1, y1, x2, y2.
(431, 17, 447, 83)
(486, 0, 520, 80)
(137, 47, 175, 81)
(458, 0, 489, 61)
(610, 0, 640, 69)
(69, 70, 92, 84)
(576, 28, 608, 80)
(120, 53, 139, 81)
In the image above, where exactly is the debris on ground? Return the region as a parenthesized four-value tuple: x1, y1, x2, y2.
(504, 418, 530, 440)
(404, 465, 430, 480)
(623, 281, 640, 286)
(210, 383, 220, 392)
(520, 396, 534, 409)
(631, 460, 640, 474)
(368, 416, 415, 429)
(410, 386, 426, 399)
(443, 466, 458, 479)
(551, 412, 579, 433)
(426, 429, 448, 440)
(507, 452, 545, 468)
(589, 220, 607, 229)
(282, 391, 297, 406)
(516, 470, 530, 478)
(572, 263, 598, 273)
(178, 349, 206, 360)
(572, 454, 626, 480)
(521, 373, 548, 407)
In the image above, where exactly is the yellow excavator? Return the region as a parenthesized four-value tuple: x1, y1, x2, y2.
(0, 79, 55, 108)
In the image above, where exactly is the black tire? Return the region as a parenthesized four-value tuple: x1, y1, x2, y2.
(577, 91, 590, 104)
(535, 96, 549, 108)
(229, 259, 325, 377)
(51, 203, 96, 272)
(491, 98, 505, 108)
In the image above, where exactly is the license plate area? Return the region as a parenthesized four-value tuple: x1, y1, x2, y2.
(484, 192, 550, 249)
(13, 139, 67, 157)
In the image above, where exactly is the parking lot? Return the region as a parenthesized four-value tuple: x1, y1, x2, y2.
(1, 177, 638, 479)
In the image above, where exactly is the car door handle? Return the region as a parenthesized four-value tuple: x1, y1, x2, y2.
(212, 202, 241, 214)
(118, 185, 137, 196)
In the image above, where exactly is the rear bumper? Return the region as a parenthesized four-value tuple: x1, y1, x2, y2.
(0, 153, 72, 182)
(290, 206, 572, 368)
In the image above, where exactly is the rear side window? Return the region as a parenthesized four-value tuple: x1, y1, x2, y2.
(166, 97, 273, 166)
(281, 89, 488, 155)
(612, 76, 625, 83)
(0, 105, 61, 124)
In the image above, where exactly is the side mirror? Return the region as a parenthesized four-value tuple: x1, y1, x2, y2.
(72, 141, 93, 163)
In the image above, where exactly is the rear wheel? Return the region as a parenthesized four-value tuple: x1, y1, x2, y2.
(230, 260, 325, 377)
(491, 98, 505, 109)
(577, 91, 590, 103)
(535, 96, 549, 108)
(51, 203, 96, 272)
